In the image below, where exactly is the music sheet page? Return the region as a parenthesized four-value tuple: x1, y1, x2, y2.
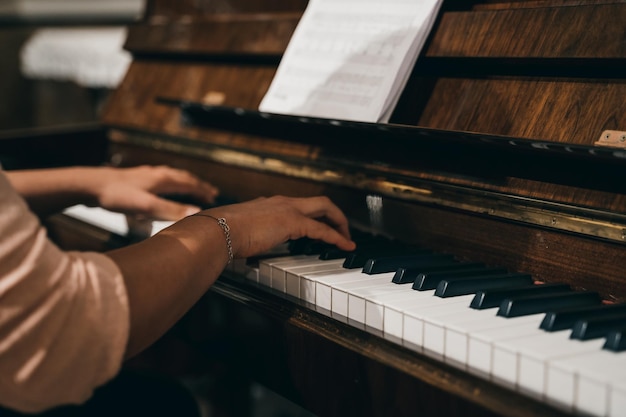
(258, 0, 443, 123)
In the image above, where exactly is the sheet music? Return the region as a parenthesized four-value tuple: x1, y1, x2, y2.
(259, 0, 443, 123)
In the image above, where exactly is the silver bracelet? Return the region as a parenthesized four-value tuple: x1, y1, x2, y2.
(195, 214, 234, 263)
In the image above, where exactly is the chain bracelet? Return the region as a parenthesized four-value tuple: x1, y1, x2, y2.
(195, 214, 234, 263)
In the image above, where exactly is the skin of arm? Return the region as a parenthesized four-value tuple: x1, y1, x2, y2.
(107, 195, 356, 359)
(5, 165, 219, 220)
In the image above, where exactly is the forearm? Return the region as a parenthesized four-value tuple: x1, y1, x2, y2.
(106, 214, 230, 358)
(7, 165, 219, 221)
(6, 167, 104, 216)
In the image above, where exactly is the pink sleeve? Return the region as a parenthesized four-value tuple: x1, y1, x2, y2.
(0, 171, 130, 413)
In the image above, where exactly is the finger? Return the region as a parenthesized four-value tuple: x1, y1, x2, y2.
(175, 181, 219, 205)
(290, 196, 352, 240)
(130, 191, 201, 221)
(149, 168, 219, 204)
(293, 217, 356, 251)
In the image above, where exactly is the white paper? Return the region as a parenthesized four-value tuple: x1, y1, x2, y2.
(259, 0, 443, 123)
(21, 27, 131, 88)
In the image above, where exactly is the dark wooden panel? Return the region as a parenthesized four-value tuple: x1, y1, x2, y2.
(404, 76, 626, 145)
(102, 61, 274, 124)
(427, 3, 626, 58)
(125, 15, 300, 56)
(145, 0, 308, 16)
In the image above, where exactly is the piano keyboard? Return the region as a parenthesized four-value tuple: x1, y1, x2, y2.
(227, 237, 626, 417)
(62, 206, 626, 417)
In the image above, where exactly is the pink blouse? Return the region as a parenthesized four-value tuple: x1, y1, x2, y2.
(0, 170, 129, 413)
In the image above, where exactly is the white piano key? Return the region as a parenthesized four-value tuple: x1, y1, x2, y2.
(466, 316, 544, 381)
(284, 262, 345, 298)
(366, 289, 433, 332)
(382, 291, 468, 338)
(359, 287, 460, 341)
(383, 290, 436, 340)
(396, 294, 474, 359)
(271, 258, 345, 293)
(488, 326, 605, 397)
(382, 290, 438, 338)
(259, 255, 310, 287)
(348, 281, 415, 324)
(546, 348, 626, 416)
(610, 382, 626, 417)
(420, 296, 482, 358)
(315, 270, 374, 311)
(298, 269, 359, 305)
(329, 273, 398, 319)
(546, 359, 578, 413)
(513, 333, 605, 401)
(577, 369, 611, 417)
(438, 308, 503, 368)
(268, 255, 323, 290)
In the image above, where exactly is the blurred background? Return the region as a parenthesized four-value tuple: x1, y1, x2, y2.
(0, 0, 145, 132)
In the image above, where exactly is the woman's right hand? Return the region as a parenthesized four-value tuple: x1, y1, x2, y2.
(199, 195, 356, 259)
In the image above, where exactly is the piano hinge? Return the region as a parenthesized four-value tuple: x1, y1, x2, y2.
(595, 130, 626, 148)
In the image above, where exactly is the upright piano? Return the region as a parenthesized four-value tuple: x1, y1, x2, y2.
(45, 1, 626, 416)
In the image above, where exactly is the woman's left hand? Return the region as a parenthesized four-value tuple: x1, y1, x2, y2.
(95, 165, 219, 220)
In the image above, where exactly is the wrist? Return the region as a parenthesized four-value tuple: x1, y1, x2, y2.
(194, 213, 234, 263)
(72, 166, 116, 207)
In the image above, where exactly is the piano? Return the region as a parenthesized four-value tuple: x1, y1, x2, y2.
(39, 0, 626, 416)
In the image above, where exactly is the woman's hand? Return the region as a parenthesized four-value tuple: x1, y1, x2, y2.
(199, 195, 356, 258)
(95, 165, 219, 220)
(109, 194, 355, 357)
(7, 165, 219, 220)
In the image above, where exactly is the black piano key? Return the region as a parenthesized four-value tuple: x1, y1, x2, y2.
(412, 267, 508, 291)
(363, 253, 455, 275)
(288, 238, 321, 255)
(541, 302, 626, 332)
(470, 283, 571, 310)
(288, 238, 311, 254)
(497, 291, 602, 318)
(603, 327, 626, 352)
(318, 232, 387, 260)
(435, 273, 533, 298)
(318, 247, 353, 260)
(342, 246, 429, 269)
(291, 231, 386, 255)
(392, 262, 485, 284)
(570, 312, 626, 340)
(303, 241, 335, 255)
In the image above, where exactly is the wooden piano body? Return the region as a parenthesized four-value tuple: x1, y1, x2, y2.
(44, 0, 626, 416)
